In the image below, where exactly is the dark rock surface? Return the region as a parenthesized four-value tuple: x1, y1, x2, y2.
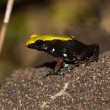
(0, 52, 110, 110)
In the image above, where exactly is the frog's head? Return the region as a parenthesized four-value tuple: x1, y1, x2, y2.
(26, 34, 46, 51)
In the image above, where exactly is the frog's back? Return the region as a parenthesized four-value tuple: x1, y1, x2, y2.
(41, 34, 74, 41)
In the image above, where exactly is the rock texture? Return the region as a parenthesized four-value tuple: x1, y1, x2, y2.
(0, 52, 110, 110)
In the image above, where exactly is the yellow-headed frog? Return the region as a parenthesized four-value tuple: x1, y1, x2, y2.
(26, 34, 99, 76)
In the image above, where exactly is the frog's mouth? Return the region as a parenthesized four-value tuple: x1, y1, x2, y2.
(27, 43, 44, 51)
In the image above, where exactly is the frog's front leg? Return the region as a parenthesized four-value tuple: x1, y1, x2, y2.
(44, 57, 64, 77)
(53, 57, 64, 74)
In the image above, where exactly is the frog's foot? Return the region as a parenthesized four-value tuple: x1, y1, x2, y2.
(43, 71, 53, 77)
(43, 70, 64, 77)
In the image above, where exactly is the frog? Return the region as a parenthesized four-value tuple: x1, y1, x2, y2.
(26, 34, 99, 76)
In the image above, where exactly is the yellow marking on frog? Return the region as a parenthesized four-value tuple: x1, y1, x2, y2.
(26, 34, 74, 46)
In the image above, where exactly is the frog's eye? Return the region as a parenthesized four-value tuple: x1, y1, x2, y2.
(35, 40, 43, 46)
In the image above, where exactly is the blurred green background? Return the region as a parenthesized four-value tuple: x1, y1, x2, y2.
(0, 0, 110, 79)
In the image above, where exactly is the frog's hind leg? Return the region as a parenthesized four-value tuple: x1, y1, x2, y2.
(76, 44, 99, 63)
(73, 44, 99, 67)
